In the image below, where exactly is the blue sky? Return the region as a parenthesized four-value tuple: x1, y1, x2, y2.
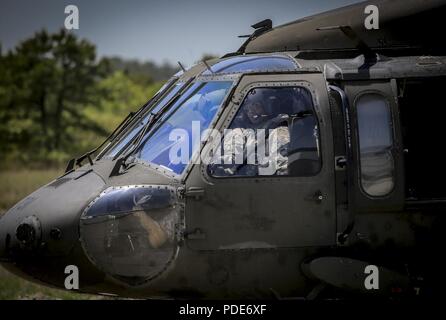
(0, 0, 363, 66)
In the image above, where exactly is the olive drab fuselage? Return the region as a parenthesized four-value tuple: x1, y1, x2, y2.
(1, 0, 446, 299)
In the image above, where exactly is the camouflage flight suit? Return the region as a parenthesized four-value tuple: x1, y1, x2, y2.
(212, 125, 290, 176)
(258, 126, 290, 176)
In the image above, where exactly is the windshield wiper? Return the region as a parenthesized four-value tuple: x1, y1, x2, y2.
(65, 110, 135, 172)
(65, 79, 182, 173)
(109, 77, 196, 176)
(96, 79, 180, 159)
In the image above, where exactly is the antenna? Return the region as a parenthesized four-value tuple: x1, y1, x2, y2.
(237, 18, 273, 54)
(177, 61, 186, 72)
(251, 19, 272, 31)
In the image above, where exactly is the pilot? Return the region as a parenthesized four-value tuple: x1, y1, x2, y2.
(211, 99, 290, 176)
(195, 94, 214, 126)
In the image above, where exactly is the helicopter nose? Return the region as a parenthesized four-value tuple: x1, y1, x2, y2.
(0, 169, 105, 283)
(0, 214, 42, 261)
(16, 219, 42, 245)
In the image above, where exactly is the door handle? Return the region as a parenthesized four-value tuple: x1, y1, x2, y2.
(185, 228, 206, 240)
(185, 187, 205, 200)
(305, 190, 323, 204)
(335, 156, 347, 170)
(178, 186, 205, 200)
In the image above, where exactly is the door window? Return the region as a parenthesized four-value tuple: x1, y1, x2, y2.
(356, 93, 395, 196)
(209, 86, 321, 177)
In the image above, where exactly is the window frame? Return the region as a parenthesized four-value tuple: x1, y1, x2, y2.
(343, 80, 405, 213)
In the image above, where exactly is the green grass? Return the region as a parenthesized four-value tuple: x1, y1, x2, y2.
(0, 267, 99, 300)
(0, 169, 101, 300)
(0, 169, 61, 215)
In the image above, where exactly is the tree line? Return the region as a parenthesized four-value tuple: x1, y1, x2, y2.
(0, 29, 178, 168)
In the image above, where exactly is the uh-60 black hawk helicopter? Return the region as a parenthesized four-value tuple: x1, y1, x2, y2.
(2, 0, 446, 299)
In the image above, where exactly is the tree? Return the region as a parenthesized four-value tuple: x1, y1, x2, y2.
(0, 29, 109, 165)
(0, 30, 169, 168)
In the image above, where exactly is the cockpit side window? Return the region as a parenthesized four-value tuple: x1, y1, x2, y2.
(356, 93, 395, 196)
(208, 86, 321, 177)
(202, 55, 298, 75)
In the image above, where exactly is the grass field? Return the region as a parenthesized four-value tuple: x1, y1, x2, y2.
(0, 169, 100, 300)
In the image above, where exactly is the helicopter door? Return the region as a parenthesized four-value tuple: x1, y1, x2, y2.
(184, 73, 336, 250)
(343, 80, 404, 213)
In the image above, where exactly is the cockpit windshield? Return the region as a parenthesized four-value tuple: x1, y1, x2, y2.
(134, 81, 233, 175)
(101, 56, 297, 161)
(104, 81, 184, 158)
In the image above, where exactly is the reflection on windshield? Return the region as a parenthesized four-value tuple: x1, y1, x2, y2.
(136, 81, 233, 174)
(105, 82, 184, 158)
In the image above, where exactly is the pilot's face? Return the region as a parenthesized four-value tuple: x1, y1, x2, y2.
(246, 102, 265, 124)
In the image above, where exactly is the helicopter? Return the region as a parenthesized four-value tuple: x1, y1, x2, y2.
(2, 0, 446, 299)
